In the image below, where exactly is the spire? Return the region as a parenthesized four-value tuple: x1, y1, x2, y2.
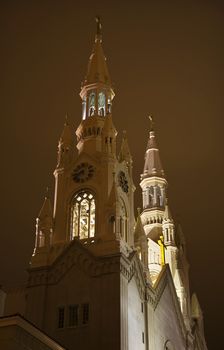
(163, 199, 173, 222)
(59, 114, 72, 146)
(134, 208, 146, 243)
(176, 222, 186, 248)
(95, 16, 102, 40)
(38, 189, 53, 222)
(83, 17, 111, 87)
(57, 115, 73, 168)
(79, 18, 114, 121)
(108, 172, 119, 208)
(142, 116, 165, 179)
(32, 190, 53, 260)
(191, 293, 202, 319)
(118, 131, 132, 165)
(134, 208, 148, 268)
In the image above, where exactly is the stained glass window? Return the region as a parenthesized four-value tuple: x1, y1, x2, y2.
(71, 190, 96, 239)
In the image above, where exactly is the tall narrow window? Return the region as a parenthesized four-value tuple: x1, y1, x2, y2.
(82, 303, 89, 325)
(58, 307, 65, 328)
(88, 92, 95, 116)
(82, 98, 86, 120)
(98, 92, 105, 116)
(120, 198, 128, 242)
(71, 190, 96, 239)
(68, 305, 79, 327)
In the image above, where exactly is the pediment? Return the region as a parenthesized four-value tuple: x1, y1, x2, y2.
(28, 240, 120, 287)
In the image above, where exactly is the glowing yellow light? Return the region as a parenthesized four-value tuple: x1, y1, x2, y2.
(158, 235, 165, 266)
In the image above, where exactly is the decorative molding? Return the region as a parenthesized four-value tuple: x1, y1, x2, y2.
(0, 314, 65, 349)
(28, 239, 120, 287)
(152, 265, 187, 344)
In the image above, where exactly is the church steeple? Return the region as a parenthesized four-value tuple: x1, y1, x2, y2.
(140, 117, 167, 216)
(83, 17, 111, 87)
(79, 17, 114, 121)
(31, 189, 53, 266)
(118, 130, 133, 166)
(57, 115, 73, 168)
(142, 117, 165, 179)
(76, 18, 115, 155)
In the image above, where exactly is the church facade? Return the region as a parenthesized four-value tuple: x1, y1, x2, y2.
(0, 20, 207, 350)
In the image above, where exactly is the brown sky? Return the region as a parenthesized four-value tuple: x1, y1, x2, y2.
(1, 1, 224, 348)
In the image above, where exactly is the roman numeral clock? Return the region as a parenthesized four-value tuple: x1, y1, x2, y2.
(72, 163, 95, 183)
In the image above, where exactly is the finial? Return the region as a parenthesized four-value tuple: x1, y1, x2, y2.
(65, 113, 69, 125)
(122, 130, 127, 138)
(95, 16, 102, 39)
(45, 187, 49, 199)
(148, 115, 154, 131)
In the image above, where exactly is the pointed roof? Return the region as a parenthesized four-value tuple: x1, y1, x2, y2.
(191, 293, 202, 319)
(118, 131, 132, 164)
(134, 208, 146, 243)
(38, 191, 53, 221)
(176, 222, 186, 247)
(163, 200, 173, 222)
(83, 17, 111, 86)
(142, 125, 165, 179)
(59, 115, 72, 146)
(108, 173, 119, 208)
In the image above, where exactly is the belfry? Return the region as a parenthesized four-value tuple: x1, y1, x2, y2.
(0, 18, 207, 350)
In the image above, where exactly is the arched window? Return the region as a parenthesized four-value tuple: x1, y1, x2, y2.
(71, 190, 96, 239)
(82, 98, 86, 120)
(98, 92, 105, 116)
(88, 92, 95, 116)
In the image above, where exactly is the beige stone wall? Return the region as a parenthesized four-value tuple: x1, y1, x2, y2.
(38, 263, 121, 350)
(153, 284, 185, 350)
(128, 278, 145, 350)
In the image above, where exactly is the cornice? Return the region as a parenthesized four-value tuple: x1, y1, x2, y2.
(27, 239, 120, 287)
(0, 314, 65, 349)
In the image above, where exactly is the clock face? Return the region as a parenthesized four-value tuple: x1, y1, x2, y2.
(118, 171, 129, 193)
(72, 163, 94, 183)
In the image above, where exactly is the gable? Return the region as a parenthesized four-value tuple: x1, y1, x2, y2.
(151, 265, 186, 349)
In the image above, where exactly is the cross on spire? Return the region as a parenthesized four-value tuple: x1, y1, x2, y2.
(148, 115, 154, 131)
(95, 16, 102, 38)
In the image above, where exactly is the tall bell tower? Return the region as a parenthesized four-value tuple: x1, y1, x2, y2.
(139, 117, 192, 330)
(18, 18, 208, 350)
(31, 17, 135, 268)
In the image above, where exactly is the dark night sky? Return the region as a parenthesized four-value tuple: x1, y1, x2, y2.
(0, 1, 223, 348)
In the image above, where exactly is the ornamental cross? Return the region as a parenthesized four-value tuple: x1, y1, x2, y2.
(95, 16, 102, 36)
(148, 115, 154, 131)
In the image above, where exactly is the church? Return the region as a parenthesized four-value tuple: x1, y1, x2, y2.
(0, 18, 207, 350)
